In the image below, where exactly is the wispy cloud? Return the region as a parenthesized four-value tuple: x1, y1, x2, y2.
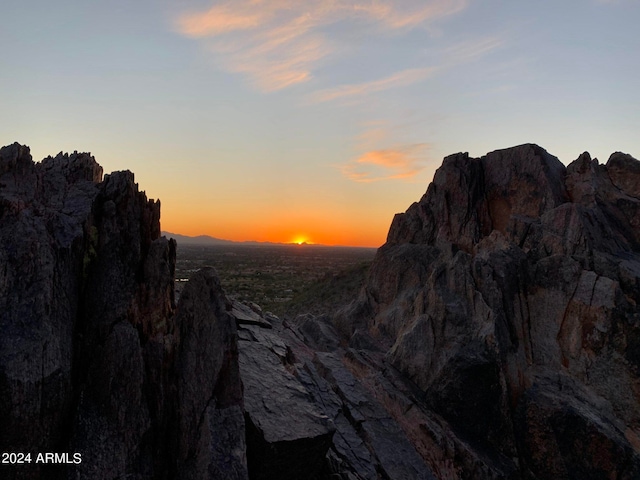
(443, 37, 503, 65)
(178, 4, 262, 36)
(306, 36, 501, 104)
(218, 31, 329, 91)
(307, 67, 439, 104)
(342, 143, 429, 182)
(345, 0, 468, 29)
(175, 0, 469, 91)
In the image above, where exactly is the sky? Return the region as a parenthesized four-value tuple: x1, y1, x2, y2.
(2, 0, 639, 247)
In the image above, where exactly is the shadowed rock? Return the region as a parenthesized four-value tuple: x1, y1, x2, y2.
(174, 268, 247, 480)
(235, 312, 334, 480)
(0, 143, 247, 479)
(341, 143, 640, 478)
(4, 141, 640, 480)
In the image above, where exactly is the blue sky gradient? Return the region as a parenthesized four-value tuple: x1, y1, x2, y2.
(2, 0, 638, 246)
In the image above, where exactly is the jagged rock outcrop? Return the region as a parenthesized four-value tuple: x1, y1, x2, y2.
(4, 141, 639, 480)
(340, 144, 640, 478)
(0, 143, 246, 479)
(173, 269, 246, 480)
(1, 144, 105, 476)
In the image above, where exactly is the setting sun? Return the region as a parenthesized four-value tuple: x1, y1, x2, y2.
(291, 235, 311, 245)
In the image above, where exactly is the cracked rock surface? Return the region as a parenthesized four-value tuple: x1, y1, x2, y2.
(3, 142, 640, 479)
(339, 144, 640, 478)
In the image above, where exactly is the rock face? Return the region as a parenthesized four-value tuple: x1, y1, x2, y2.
(4, 141, 639, 480)
(238, 321, 334, 480)
(342, 144, 640, 478)
(173, 269, 247, 480)
(232, 307, 438, 480)
(0, 143, 245, 479)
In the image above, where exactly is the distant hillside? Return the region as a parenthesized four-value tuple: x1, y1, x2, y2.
(162, 231, 290, 246)
(162, 231, 374, 249)
(162, 231, 236, 246)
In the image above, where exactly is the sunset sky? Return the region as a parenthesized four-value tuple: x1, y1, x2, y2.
(2, 1, 639, 247)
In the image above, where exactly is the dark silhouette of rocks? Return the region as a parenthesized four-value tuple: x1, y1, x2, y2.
(0, 144, 244, 479)
(2, 142, 640, 479)
(339, 143, 640, 478)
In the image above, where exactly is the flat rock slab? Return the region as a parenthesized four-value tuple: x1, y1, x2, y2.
(313, 352, 436, 480)
(231, 300, 273, 329)
(238, 328, 334, 480)
(297, 363, 378, 480)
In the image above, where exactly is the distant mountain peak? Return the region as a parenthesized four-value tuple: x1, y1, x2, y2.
(161, 231, 235, 246)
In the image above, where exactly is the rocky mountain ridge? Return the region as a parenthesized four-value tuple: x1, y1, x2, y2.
(339, 143, 640, 478)
(0, 143, 244, 479)
(1, 142, 639, 479)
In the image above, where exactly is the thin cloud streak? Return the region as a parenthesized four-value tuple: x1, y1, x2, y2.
(443, 37, 503, 65)
(345, 0, 468, 29)
(221, 34, 328, 91)
(175, 1, 470, 91)
(391, 1, 467, 28)
(308, 67, 439, 104)
(342, 143, 429, 183)
(178, 5, 262, 36)
(307, 36, 502, 104)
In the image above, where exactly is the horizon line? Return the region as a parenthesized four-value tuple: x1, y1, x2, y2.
(161, 231, 380, 249)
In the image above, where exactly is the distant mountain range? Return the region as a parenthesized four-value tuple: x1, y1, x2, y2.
(162, 232, 285, 246)
(161, 232, 371, 249)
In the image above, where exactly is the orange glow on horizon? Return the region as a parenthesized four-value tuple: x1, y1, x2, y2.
(162, 223, 383, 247)
(160, 199, 390, 248)
(161, 215, 385, 248)
(290, 235, 312, 245)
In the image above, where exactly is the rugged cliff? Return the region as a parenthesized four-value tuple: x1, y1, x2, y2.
(0, 143, 245, 479)
(2, 142, 639, 480)
(340, 144, 640, 478)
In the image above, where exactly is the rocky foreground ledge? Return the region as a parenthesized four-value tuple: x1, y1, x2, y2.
(1, 142, 640, 480)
